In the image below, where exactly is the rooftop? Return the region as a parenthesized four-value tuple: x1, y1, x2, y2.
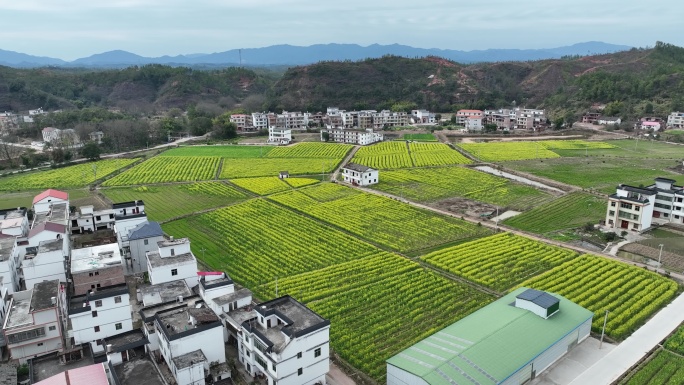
(157, 307, 219, 337)
(213, 288, 252, 306)
(33, 189, 68, 205)
(343, 162, 375, 173)
(157, 237, 189, 248)
(140, 280, 193, 307)
(516, 288, 559, 309)
(112, 200, 145, 209)
(71, 243, 123, 273)
(4, 297, 32, 329)
(200, 273, 233, 290)
(127, 221, 163, 241)
(0, 207, 26, 221)
(0, 237, 15, 262)
(104, 329, 148, 353)
(386, 288, 593, 385)
(113, 355, 165, 385)
(31, 279, 60, 312)
(147, 250, 195, 268)
(34, 363, 108, 385)
(29, 221, 67, 238)
(38, 238, 64, 253)
(172, 349, 207, 370)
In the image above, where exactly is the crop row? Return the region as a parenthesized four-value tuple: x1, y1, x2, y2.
(503, 192, 607, 233)
(162, 145, 273, 158)
(283, 177, 320, 188)
(266, 142, 352, 159)
(352, 141, 470, 169)
(270, 183, 490, 252)
(0, 159, 138, 191)
(518, 254, 679, 339)
(231, 177, 293, 195)
(256, 252, 494, 383)
(541, 140, 616, 150)
(104, 182, 247, 222)
(422, 233, 577, 291)
(103, 156, 219, 186)
(162, 199, 380, 287)
(622, 350, 684, 385)
(458, 141, 561, 161)
(220, 158, 340, 179)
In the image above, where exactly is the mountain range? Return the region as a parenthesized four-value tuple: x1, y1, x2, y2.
(0, 42, 632, 68)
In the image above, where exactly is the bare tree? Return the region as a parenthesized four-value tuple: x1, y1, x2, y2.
(0, 136, 24, 167)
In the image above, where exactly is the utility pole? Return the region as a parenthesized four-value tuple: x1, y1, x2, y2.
(658, 244, 664, 273)
(599, 310, 609, 349)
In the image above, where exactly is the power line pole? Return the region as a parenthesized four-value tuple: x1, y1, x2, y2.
(599, 310, 609, 349)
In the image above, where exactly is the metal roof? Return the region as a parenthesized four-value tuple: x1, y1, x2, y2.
(128, 221, 164, 241)
(386, 288, 593, 385)
(516, 288, 559, 309)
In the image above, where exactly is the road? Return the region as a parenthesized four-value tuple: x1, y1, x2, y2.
(101, 134, 205, 159)
(568, 291, 684, 385)
(331, 145, 360, 181)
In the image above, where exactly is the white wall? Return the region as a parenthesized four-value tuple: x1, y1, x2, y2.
(148, 259, 198, 287)
(174, 362, 205, 385)
(69, 293, 133, 345)
(129, 236, 164, 272)
(0, 260, 16, 294)
(22, 250, 66, 291)
(34, 198, 68, 214)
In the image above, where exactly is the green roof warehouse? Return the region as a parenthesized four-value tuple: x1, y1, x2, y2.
(386, 287, 593, 385)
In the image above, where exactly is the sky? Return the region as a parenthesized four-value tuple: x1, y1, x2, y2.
(0, 0, 681, 60)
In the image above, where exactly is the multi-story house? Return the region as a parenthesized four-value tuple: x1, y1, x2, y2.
(230, 114, 254, 131)
(126, 221, 165, 272)
(0, 207, 29, 237)
(484, 109, 513, 130)
(2, 279, 67, 363)
(268, 127, 292, 144)
(465, 116, 484, 131)
(33, 189, 69, 215)
(322, 128, 383, 145)
(356, 110, 375, 129)
(112, 200, 145, 218)
(276, 111, 309, 130)
(581, 112, 601, 124)
(251, 112, 269, 130)
(667, 112, 684, 129)
(649, 178, 684, 223)
(514, 108, 546, 130)
(199, 273, 252, 325)
(374, 110, 409, 129)
(146, 237, 199, 288)
(0, 237, 18, 293)
(70, 205, 116, 234)
(67, 284, 132, 356)
(411, 110, 435, 124)
(20, 238, 66, 291)
(456, 110, 483, 126)
(70, 243, 125, 296)
(238, 296, 330, 385)
(341, 163, 379, 186)
(606, 185, 655, 231)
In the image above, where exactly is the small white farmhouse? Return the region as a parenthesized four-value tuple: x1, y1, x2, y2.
(341, 163, 379, 186)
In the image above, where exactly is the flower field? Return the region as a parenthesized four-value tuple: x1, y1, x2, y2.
(230, 177, 292, 195)
(266, 142, 353, 158)
(541, 140, 616, 150)
(409, 142, 472, 166)
(220, 158, 340, 178)
(256, 252, 494, 383)
(421, 233, 577, 291)
(351, 141, 414, 169)
(517, 254, 679, 339)
(458, 141, 561, 161)
(503, 192, 607, 233)
(283, 177, 320, 188)
(270, 183, 490, 252)
(103, 156, 220, 186)
(103, 182, 247, 222)
(163, 145, 273, 157)
(372, 166, 551, 210)
(161, 199, 380, 286)
(621, 350, 684, 385)
(0, 159, 138, 191)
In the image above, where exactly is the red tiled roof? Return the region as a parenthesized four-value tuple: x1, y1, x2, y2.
(457, 109, 482, 113)
(34, 363, 108, 385)
(29, 222, 66, 239)
(32, 189, 68, 204)
(42, 127, 57, 132)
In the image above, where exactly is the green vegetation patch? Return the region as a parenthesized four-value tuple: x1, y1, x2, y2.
(220, 158, 340, 179)
(266, 142, 353, 158)
(516, 254, 679, 339)
(103, 182, 247, 222)
(421, 233, 577, 291)
(372, 167, 551, 210)
(403, 133, 437, 141)
(162, 199, 380, 287)
(270, 183, 491, 253)
(103, 156, 220, 186)
(0, 159, 138, 191)
(230, 177, 291, 195)
(162, 145, 273, 158)
(503, 192, 607, 233)
(620, 350, 684, 385)
(257, 253, 494, 383)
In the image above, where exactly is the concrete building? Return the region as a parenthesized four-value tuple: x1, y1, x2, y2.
(230, 114, 254, 132)
(456, 110, 484, 126)
(238, 296, 330, 385)
(112, 200, 145, 218)
(89, 131, 104, 144)
(139, 280, 194, 307)
(581, 112, 601, 124)
(387, 288, 593, 385)
(597, 116, 622, 125)
(125, 221, 165, 272)
(667, 111, 684, 129)
(67, 284, 132, 355)
(606, 178, 684, 231)
(465, 116, 484, 131)
(341, 163, 379, 186)
(0, 207, 29, 237)
(33, 189, 69, 215)
(21, 238, 66, 291)
(2, 280, 67, 363)
(276, 111, 309, 130)
(70, 243, 125, 296)
(146, 238, 198, 288)
(411, 110, 436, 124)
(70, 205, 116, 234)
(322, 128, 383, 145)
(198, 273, 252, 343)
(0, 237, 18, 293)
(268, 126, 292, 144)
(33, 363, 113, 385)
(251, 112, 270, 130)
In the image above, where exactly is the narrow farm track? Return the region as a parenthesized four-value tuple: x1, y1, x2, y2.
(351, 183, 684, 282)
(415, 259, 503, 298)
(405, 141, 416, 167)
(215, 158, 224, 180)
(332, 145, 360, 181)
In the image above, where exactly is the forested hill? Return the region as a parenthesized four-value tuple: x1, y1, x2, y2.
(1, 42, 683, 121)
(0, 65, 276, 113)
(269, 42, 684, 118)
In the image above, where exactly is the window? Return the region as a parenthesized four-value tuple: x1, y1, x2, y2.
(635, 206, 640, 211)
(92, 311, 98, 317)
(114, 296, 122, 304)
(96, 284, 101, 288)
(620, 202, 632, 209)
(115, 323, 122, 330)
(94, 326, 100, 332)
(95, 271, 99, 276)
(89, 272, 94, 277)
(91, 285, 95, 289)
(37, 343, 43, 346)
(96, 339, 103, 346)
(298, 368, 303, 376)
(171, 269, 178, 276)
(144, 239, 148, 245)
(315, 347, 321, 358)
(609, 210, 615, 216)
(246, 351, 250, 357)
(49, 326, 56, 331)
(297, 352, 302, 359)
(95, 300, 102, 307)
(170, 248, 175, 256)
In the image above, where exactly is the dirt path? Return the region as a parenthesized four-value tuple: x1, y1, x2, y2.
(332, 145, 360, 181)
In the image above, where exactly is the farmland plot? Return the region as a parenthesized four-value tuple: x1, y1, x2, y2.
(103, 156, 219, 186)
(351, 141, 413, 169)
(503, 192, 607, 233)
(409, 142, 472, 166)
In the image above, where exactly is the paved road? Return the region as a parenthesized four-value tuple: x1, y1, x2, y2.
(568, 291, 684, 385)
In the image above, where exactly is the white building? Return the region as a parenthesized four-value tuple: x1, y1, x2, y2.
(0, 208, 29, 237)
(32, 189, 69, 215)
(198, 273, 252, 342)
(322, 128, 383, 145)
(126, 221, 165, 272)
(667, 112, 684, 129)
(411, 110, 436, 124)
(0, 238, 18, 293)
(465, 116, 484, 131)
(67, 284, 132, 355)
(276, 111, 309, 130)
(41, 127, 60, 143)
(70, 205, 116, 234)
(341, 163, 379, 186)
(456, 110, 484, 126)
(251, 112, 270, 130)
(146, 238, 198, 288)
(238, 296, 330, 385)
(112, 200, 145, 218)
(21, 238, 66, 291)
(606, 178, 684, 231)
(268, 127, 292, 144)
(70, 243, 125, 296)
(374, 110, 409, 129)
(2, 279, 67, 363)
(597, 116, 622, 125)
(230, 114, 253, 131)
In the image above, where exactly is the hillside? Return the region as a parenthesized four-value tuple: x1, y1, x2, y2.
(0, 65, 276, 112)
(270, 42, 684, 117)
